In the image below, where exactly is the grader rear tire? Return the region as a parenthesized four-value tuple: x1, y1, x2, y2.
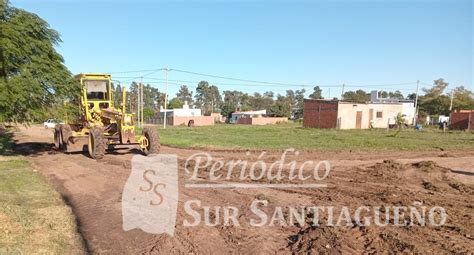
(142, 127, 160, 156)
(88, 127, 106, 159)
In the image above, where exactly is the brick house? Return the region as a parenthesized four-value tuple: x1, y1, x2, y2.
(303, 99, 411, 129)
(450, 110, 473, 130)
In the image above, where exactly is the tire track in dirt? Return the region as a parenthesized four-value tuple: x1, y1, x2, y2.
(12, 126, 474, 254)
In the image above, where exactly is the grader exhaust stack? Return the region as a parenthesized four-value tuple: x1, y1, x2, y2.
(54, 73, 160, 159)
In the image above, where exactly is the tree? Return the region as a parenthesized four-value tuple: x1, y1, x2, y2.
(423, 78, 448, 98)
(221, 90, 248, 118)
(194, 81, 209, 109)
(112, 83, 122, 108)
(419, 79, 450, 115)
(285, 90, 297, 109)
(127, 82, 139, 113)
(388, 90, 404, 100)
(168, 97, 184, 109)
(127, 82, 164, 115)
(220, 102, 236, 120)
(342, 90, 370, 103)
(223, 90, 249, 109)
(309, 86, 323, 99)
(195, 82, 222, 115)
(294, 89, 306, 119)
(261, 91, 275, 112)
(176, 85, 193, 105)
(269, 94, 292, 117)
(406, 93, 416, 100)
(143, 84, 163, 109)
(451, 86, 474, 110)
(143, 107, 155, 121)
(209, 85, 222, 113)
(249, 92, 273, 112)
(0, 1, 77, 123)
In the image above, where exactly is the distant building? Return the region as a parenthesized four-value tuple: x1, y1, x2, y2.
(370, 90, 415, 124)
(149, 101, 215, 126)
(159, 101, 201, 117)
(450, 110, 473, 130)
(230, 110, 267, 123)
(428, 115, 450, 125)
(210, 113, 225, 123)
(230, 110, 288, 125)
(303, 98, 412, 129)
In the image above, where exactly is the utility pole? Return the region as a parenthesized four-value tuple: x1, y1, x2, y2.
(341, 83, 345, 99)
(414, 80, 420, 125)
(137, 80, 141, 128)
(163, 68, 169, 129)
(449, 90, 454, 111)
(141, 82, 144, 127)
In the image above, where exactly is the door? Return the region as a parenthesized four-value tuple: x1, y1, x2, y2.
(356, 111, 363, 129)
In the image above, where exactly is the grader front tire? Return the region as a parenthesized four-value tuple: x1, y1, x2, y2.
(54, 126, 62, 149)
(142, 127, 160, 156)
(88, 127, 106, 159)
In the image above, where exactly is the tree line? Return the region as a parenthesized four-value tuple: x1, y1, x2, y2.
(119, 81, 308, 120)
(121, 78, 474, 121)
(0, 1, 77, 123)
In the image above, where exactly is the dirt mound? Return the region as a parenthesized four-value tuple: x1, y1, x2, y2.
(363, 159, 406, 182)
(412, 161, 449, 173)
(449, 180, 474, 194)
(373, 159, 403, 171)
(422, 179, 439, 191)
(288, 226, 342, 254)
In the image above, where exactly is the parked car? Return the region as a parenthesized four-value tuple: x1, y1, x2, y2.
(43, 119, 62, 129)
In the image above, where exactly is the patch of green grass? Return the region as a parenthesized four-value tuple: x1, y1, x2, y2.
(155, 122, 474, 151)
(0, 159, 84, 253)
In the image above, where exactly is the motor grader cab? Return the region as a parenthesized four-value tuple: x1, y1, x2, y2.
(54, 73, 160, 159)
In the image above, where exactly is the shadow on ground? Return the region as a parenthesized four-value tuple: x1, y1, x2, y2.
(1, 127, 143, 158)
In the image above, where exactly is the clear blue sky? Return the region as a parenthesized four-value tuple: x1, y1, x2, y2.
(12, 0, 473, 98)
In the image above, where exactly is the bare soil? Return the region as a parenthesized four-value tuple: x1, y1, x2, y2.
(11, 126, 474, 254)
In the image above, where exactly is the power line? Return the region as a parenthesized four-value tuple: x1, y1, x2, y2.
(108, 68, 163, 74)
(170, 68, 417, 88)
(169, 68, 319, 87)
(110, 67, 418, 91)
(115, 75, 415, 89)
(115, 69, 165, 83)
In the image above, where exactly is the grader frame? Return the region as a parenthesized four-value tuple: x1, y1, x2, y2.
(54, 73, 160, 159)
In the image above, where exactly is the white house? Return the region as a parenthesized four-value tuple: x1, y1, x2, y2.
(370, 90, 415, 125)
(159, 101, 201, 117)
(230, 110, 266, 123)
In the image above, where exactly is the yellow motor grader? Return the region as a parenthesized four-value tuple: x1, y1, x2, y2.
(54, 73, 160, 159)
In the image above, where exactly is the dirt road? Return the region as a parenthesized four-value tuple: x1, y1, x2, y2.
(12, 126, 474, 254)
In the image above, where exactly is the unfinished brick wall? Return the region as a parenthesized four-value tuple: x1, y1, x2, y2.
(252, 117, 288, 125)
(236, 118, 252, 125)
(236, 117, 288, 125)
(172, 116, 215, 126)
(450, 111, 473, 130)
(303, 100, 338, 128)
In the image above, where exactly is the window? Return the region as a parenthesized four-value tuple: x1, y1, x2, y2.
(84, 80, 109, 100)
(376, 111, 383, 118)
